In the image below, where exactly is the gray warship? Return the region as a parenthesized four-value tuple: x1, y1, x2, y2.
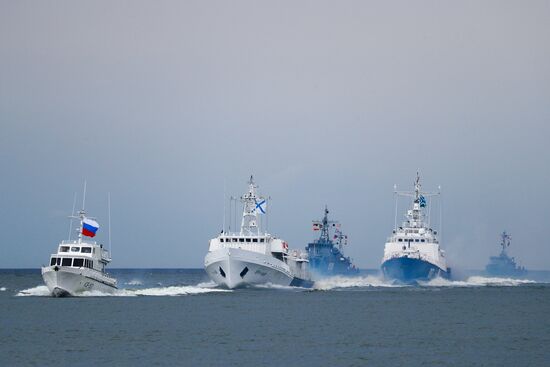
(485, 231, 527, 277)
(305, 207, 359, 277)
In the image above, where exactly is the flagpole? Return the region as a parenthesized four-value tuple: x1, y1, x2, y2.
(228, 196, 232, 233)
(82, 180, 87, 211)
(266, 196, 271, 234)
(78, 180, 87, 244)
(222, 180, 226, 233)
(67, 192, 77, 241)
(234, 196, 237, 233)
(427, 197, 431, 229)
(393, 184, 398, 232)
(108, 192, 112, 258)
(439, 186, 443, 245)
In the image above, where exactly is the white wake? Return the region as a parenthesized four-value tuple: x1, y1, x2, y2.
(125, 279, 143, 286)
(313, 275, 402, 290)
(419, 276, 537, 287)
(196, 280, 219, 288)
(16, 284, 231, 297)
(16, 285, 51, 296)
(312, 275, 538, 290)
(253, 283, 308, 290)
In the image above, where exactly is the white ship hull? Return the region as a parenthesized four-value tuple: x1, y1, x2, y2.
(205, 248, 294, 289)
(41, 266, 117, 297)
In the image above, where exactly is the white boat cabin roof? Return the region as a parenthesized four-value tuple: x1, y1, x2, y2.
(52, 240, 111, 262)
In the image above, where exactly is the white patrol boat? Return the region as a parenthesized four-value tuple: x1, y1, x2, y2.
(381, 174, 451, 282)
(42, 195, 117, 296)
(204, 176, 312, 289)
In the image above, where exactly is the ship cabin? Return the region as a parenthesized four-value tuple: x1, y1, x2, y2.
(384, 225, 445, 264)
(210, 234, 289, 261)
(49, 240, 111, 273)
(389, 227, 439, 248)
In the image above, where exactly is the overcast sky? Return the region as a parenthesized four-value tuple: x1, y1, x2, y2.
(1, 1, 549, 269)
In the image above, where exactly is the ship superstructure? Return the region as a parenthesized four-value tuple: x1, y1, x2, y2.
(381, 174, 450, 282)
(41, 194, 116, 296)
(306, 207, 359, 277)
(485, 231, 527, 277)
(204, 176, 312, 289)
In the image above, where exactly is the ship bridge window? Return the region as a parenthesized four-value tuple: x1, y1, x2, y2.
(415, 239, 420, 242)
(246, 238, 251, 243)
(50, 257, 57, 266)
(71, 247, 80, 252)
(81, 247, 92, 253)
(421, 239, 425, 243)
(252, 238, 258, 243)
(232, 238, 237, 243)
(260, 238, 265, 243)
(61, 258, 72, 267)
(73, 258, 84, 267)
(56, 258, 61, 265)
(60, 246, 70, 252)
(239, 238, 244, 243)
(271, 252, 284, 261)
(220, 238, 224, 243)
(398, 239, 403, 242)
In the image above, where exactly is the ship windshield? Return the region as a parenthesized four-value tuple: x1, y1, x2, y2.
(73, 258, 84, 267)
(81, 247, 92, 253)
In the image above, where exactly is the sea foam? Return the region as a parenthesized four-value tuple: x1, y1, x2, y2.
(419, 276, 536, 287)
(313, 275, 402, 290)
(16, 284, 231, 297)
(16, 285, 51, 297)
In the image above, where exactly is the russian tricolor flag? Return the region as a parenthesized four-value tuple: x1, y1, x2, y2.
(82, 218, 99, 238)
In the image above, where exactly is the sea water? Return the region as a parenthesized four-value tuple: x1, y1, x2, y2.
(1, 269, 549, 366)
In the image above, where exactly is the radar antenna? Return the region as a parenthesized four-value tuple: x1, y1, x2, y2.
(500, 231, 511, 254)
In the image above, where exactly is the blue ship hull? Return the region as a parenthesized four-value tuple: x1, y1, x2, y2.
(289, 277, 315, 288)
(381, 257, 449, 283)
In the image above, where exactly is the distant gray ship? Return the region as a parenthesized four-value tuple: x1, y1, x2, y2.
(485, 232, 527, 277)
(306, 207, 359, 277)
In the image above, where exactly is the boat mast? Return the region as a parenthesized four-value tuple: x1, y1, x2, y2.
(319, 206, 328, 242)
(68, 181, 88, 244)
(78, 181, 87, 244)
(500, 231, 511, 255)
(108, 192, 112, 257)
(222, 180, 226, 234)
(67, 192, 77, 241)
(393, 184, 398, 232)
(240, 175, 263, 236)
(394, 173, 440, 232)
